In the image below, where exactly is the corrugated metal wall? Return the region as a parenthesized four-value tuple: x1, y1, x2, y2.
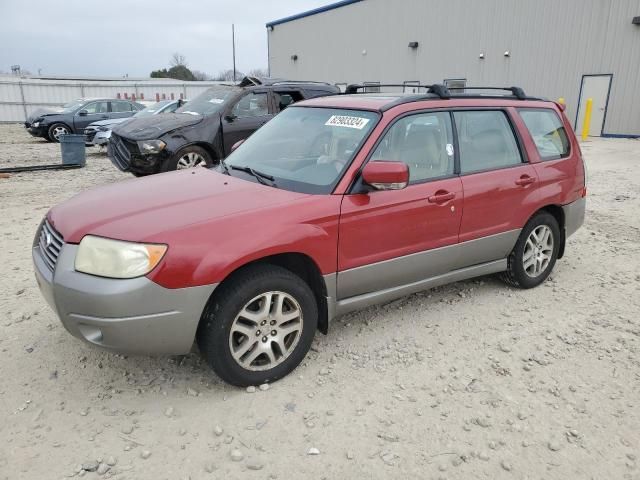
(0, 77, 225, 122)
(268, 0, 640, 136)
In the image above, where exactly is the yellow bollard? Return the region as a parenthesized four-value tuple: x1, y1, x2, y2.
(581, 98, 593, 141)
(558, 97, 565, 105)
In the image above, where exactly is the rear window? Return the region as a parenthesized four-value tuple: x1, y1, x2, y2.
(518, 108, 570, 160)
(453, 110, 522, 173)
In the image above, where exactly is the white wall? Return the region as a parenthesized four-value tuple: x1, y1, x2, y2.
(0, 76, 226, 122)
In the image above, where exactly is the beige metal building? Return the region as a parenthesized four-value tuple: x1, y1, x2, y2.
(267, 0, 640, 137)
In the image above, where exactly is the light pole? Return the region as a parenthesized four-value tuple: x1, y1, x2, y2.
(232, 24, 237, 82)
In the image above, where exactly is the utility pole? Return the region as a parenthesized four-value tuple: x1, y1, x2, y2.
(232, 24, 237, 82)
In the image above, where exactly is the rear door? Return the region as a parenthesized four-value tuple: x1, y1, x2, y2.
(109, 100, 137, 120)
(455, 109, 538, 259)
(273, 88, 304, 113)
(221, 90, 273, 154)
(337, 111, 462, 299)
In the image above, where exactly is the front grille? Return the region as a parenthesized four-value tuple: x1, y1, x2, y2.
(38, 220, 64, 271)
(108, 133, 134, 171)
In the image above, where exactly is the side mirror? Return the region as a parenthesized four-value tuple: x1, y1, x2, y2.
(224, 113, 237, 122)
(78, 110, 88, 116)
(231, 139, 245, 152)
(361, 161, 409, 191)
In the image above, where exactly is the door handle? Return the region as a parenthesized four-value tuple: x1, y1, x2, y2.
(428, 191, 455, 203)
(515, 175, 535, 186)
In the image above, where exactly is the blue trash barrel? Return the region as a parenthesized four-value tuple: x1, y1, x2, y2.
(59, 134, 86, 166)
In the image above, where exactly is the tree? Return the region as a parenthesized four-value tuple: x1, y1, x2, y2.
(247, 68, 268, 79)
(192, 70, 213, 81)
(170, 52, 187, 68)
(150, 65, 196, 81)
(213, 69, 245, 81)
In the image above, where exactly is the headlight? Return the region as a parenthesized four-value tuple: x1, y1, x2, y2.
(97, 126, 110, 132)
(33, 121, 40, 127)
(75, 235, 167, 279)
(137, 139, 166, 154)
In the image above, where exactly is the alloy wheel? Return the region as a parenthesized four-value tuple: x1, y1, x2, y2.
(176, 152, 207, 169)
(228, 291, 303, 371)
(523, 225, 554, 278)
(52, 126, 69, 141)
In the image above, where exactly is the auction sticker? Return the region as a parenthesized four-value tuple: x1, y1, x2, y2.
(325, 115, 370, 129)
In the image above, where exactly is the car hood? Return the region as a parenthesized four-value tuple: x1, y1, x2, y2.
(88, 118, 128, 128)
(48, 168, 308, 244)
(112, 112, 205, 140)
(27, 107, 64, 123)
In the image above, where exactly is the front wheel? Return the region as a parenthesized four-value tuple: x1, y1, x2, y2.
(47, 123, 70, 142)
(197, 265, 318, 386)
(162, 146, 213, 172)
(502, 212, 560, 289)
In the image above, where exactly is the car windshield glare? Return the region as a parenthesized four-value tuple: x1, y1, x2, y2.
(135, 100, 172, 117)
(61, 101, 84, 113)
(176, 87, 238, 116)
(225, 107, 379, 194)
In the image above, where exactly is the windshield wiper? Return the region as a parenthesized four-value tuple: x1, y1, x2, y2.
(218, 158, 230, 175)
(229, 164, 276, 186)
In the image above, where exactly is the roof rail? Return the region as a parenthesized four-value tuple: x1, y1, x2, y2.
(345, 83, 451, 99)
(447, 86, 528, 100)
(270, 80, 333, 86)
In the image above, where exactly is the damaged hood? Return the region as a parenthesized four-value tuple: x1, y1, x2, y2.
(26, 107, 64, 123)
(112, 113, 206, 140)
(87, 118, 128, 129)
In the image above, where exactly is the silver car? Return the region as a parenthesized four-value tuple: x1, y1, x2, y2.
(84, 99, 186, 146)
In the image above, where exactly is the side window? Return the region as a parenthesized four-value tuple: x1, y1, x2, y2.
(112, 101, 133, 113)
(453, 111, 522, 173)
(370, 112, 455, 183)
(274, 91, 303, 112)
(231, 92, 269, 118)
(518, 108, 570, 160)
(82, 101, 108, 114)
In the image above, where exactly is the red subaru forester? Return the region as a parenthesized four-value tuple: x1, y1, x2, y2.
(33, 85, 586, 386)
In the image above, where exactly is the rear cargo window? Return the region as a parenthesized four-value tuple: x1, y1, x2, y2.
(518, 108, 570, 160)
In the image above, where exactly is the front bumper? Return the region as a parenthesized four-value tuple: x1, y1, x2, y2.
(108, 134, 167, 174)
(33, 242, 217, 355)
(25, 124, 48, 138)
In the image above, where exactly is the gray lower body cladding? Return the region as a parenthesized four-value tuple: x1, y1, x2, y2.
(33, 243, 217, 355)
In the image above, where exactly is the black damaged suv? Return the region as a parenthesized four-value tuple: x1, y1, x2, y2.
(108, 77, 340, 176)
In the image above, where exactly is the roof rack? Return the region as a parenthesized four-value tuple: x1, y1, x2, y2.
(447, 86, 528, 100)
(345, 83, 451, 99)
(270, 80, 333, 86)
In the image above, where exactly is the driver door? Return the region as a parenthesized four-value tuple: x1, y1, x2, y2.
(222, 90, 273, 155)
(74, 101, 109, 131)
(337, 111, 463, 300)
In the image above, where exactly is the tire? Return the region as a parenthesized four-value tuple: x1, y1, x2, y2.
(197, 265, 318, 386)
(47, 123, 71, 143)
(161, 146, 213, 172)
(502, 212, 560, 289)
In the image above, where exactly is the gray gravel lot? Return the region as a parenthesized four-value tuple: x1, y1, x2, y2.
(0, 123, 639, 479)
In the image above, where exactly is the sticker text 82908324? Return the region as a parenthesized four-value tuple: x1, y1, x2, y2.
(324, 115, 370, 130)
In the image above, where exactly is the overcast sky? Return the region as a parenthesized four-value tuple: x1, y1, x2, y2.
(0, 0, 333, 78)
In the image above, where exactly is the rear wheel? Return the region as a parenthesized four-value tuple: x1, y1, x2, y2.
(197, 265, 318, 386)
(162, 146, 213, 172)
(502, 212, 560, 289)
(47, 123, 70, 142)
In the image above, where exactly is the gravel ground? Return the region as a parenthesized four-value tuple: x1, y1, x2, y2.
(1, 123, 639, 480)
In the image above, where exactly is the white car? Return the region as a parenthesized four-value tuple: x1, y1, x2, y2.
(84, 99, 186, 146)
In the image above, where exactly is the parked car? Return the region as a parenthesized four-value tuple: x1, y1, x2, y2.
(33, 84, 586, 386)
(25, 98, 144, 142)
(108, 76, 340, 175)
(85, 99, 186, 146)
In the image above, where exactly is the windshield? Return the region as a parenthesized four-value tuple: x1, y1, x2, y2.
(134, 100, 173, 117)
(60, 100, 84, 113)
(225, 107, 379, 194)
(176, 87, 238, 116)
